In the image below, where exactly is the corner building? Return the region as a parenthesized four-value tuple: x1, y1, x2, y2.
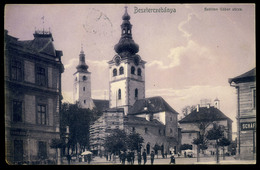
(4, 30, 64, 164)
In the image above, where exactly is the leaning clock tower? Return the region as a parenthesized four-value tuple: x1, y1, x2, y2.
(108, 7, 146, 115)
(73, 47, 94, 109)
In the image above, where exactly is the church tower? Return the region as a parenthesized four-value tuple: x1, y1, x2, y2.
(108, 7, 146, 115)
(73, 46, 94, 109)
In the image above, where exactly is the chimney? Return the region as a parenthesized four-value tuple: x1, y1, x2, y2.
(196, 104, 200, 112)
(214, 98, 220, 109)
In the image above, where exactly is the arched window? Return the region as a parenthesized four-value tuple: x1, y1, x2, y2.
(135, 88, 138, 99)
(118, 89, 121, 100)
(113, 68, 117, 77)
(131, 66, 135, 75)
(137, 68, 142, 76)
(83, 75, 87, 81)
(119, 67, 124, 75)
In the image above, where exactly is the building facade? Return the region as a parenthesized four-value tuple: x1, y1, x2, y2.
(228, 68, 256, 160)
(89, 7, 180, 155)
(4, 30, 64, 164)
(179, 103, 233, 155)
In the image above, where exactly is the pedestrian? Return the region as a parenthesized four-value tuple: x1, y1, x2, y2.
(121, 151, 126, 165)
(127, 151, 132, 165)
(67, 154, 71, 165)
(137, 151, 142, 165)
(105, 153, 108, 161)
(142, 149, 147, 165)
(184, 151, 186, 158)
(169, 153, 175, 164)
(165, 152, 167, 158)
(131, 151, 135, 164)
(150, 151, 155, 165)
(87, 154, 91, 164)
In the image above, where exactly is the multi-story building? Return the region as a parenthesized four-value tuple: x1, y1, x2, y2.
(4, 29, 64, 164)
(179, 102, 233, 155)
(228, 68, 256, 160)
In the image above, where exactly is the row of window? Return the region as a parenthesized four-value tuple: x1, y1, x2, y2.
(13, 140, 47, 162)
(12, 100, 48, 125)
(117, 88, 138, 100)
(113, 66, 142, 77)
(11, 59, 48, 87)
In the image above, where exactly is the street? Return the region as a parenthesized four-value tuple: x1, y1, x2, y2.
(68, 155, 256, 165)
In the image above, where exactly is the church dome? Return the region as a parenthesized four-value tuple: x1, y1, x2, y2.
(114, 6, 139, 55)
(76, 48, 89, 72)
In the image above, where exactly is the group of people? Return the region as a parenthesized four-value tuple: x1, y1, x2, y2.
(117, 149, 175, 165)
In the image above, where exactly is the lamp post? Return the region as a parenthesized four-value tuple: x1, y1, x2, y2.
(65, 126, 70, 155)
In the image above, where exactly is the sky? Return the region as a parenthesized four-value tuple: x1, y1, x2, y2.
(5, 4, 255, 139)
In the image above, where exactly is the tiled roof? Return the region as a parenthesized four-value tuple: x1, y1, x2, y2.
(93, 99, 109, 112)
(228, 68, 256, 84)
(128, 96, 178, 115)
(103, 107, 124, 112)
(124, 115, 165, 127)
(179, 106, 232, 123)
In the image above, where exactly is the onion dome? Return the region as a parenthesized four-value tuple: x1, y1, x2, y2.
(76, 47, 89, 72)
(114, 6, 139, 55)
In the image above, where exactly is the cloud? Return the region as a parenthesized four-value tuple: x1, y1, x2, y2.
(147, 39, 214, 70)
(64, 58, 78, 69)
(64, 58, 108, 69)
(178, 13, 194, 39)
(88, 59, 109, 68)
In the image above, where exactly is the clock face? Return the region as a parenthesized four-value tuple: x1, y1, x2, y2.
(114, 55, 121, 66)
(134, 55, 140, 66)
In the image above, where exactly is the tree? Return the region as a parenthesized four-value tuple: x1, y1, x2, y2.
(181, 105, 196, 118)
(60, 102, 102, 155)
(218, 137, 231, 160)
(104, 129, 127, 154)
(206, 124, 224, 163)
(192, 134, 207, 162)
(126, 132, 144, 152)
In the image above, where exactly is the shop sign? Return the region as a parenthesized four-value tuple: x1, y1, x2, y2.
(241, 122, 256, 131)
(10, 128, 27, 136)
